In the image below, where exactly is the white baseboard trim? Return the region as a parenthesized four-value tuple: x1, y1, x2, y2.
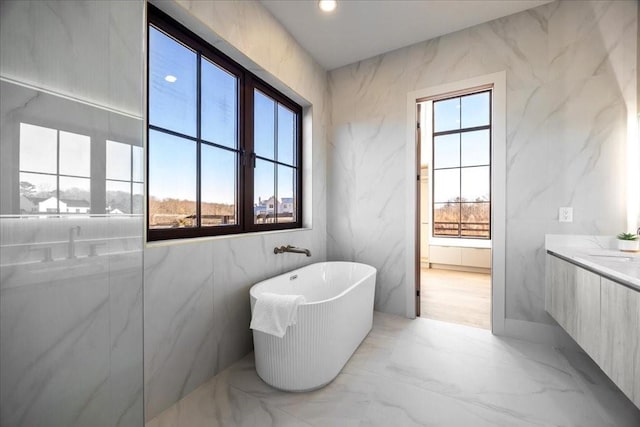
(499, 318, 580, 349)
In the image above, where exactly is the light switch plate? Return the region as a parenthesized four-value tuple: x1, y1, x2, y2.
(559, 207, 573, 222)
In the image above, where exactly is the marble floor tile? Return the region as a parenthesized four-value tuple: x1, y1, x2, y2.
(147, 312, 640, 427)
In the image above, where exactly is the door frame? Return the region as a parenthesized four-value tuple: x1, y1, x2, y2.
(415, 103, 422, 317)
(405, 71, 507, 335)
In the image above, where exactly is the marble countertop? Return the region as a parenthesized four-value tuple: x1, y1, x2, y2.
(546, 246, 640, 292)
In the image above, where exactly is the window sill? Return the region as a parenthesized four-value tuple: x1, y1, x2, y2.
(144, 226, 313, 248)
(429, 237, 491, 249)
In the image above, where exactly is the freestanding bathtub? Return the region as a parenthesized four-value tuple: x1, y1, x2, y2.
(250, 261, 376, 391)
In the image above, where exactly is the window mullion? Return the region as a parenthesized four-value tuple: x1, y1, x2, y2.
(431, 100, 435, 238)
(56, 130, 60, 214)
(243, 76, 254, 231)
(273, 102, 278, 223)
(458, 100, 462, 237)
(196, 53, 202, 228)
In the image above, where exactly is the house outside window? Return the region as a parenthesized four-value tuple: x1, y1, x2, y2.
(432, 90, 491, 239)
(147, 5, 302, 241)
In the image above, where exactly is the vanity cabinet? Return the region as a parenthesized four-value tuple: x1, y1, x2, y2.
(545, 255, 601, 363)
(600, 278, 640, 407)
(545, 254, 640, 408)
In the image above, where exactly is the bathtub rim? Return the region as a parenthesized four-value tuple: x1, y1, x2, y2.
(249, 261, 376, 306)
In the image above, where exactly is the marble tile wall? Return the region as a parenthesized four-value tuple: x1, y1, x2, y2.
(0, 1, 144, 426)
(328, 0, 638, 322)
(143, 0, 329, 419)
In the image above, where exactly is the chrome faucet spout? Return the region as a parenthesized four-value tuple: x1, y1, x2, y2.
(68, 225, 81, 259)
(274, 245, 311, 257)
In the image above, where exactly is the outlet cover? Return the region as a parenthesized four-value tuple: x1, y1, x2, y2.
(559, 207, 573, 223)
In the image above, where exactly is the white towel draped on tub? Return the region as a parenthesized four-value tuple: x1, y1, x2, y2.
(250, 292, 306, 338)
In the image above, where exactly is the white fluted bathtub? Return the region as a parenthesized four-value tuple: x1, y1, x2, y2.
(249, 261, 376, 391)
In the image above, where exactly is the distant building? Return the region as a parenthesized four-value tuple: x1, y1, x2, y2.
(19, 195, 45, 213)
(280, 197, 293, 213)
(254, 196, 294, 221)
(37, 196, 91, 214)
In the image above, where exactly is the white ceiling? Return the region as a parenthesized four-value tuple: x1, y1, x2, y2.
(261, 0, 553, 70)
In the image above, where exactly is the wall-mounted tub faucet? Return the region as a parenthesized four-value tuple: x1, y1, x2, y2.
(68, 226, 81, 259)
(274, 245, 311, 257)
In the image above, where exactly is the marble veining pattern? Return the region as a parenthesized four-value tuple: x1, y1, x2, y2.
(147, 312, 640, 426)
(144, 230, 326, 419)
(143, 0, 330, 419)
(328, 0, 637, 320)
(1, 1, 145, 425)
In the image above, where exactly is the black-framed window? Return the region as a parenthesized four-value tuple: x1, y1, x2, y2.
(432, 90, 491, 239)
(147, 5, 302, 241)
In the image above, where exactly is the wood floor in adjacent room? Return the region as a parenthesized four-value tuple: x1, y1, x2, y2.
(420, 267, 491, 330)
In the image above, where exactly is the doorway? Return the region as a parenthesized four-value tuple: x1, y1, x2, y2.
(416, 88, 493, 330)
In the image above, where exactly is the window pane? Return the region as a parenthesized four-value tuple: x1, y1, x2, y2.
(132, 183, 144, 215)
(201, 145, 236, 227)
(433, 134, 459, 169)
(148, 130, 196, 228)
(149, 26, 197, 137)
(106, 180, 131, 214)
(19, 172, 57, 213)
(433, 169, 460, 203)
(254, 159, 275, 224)
(433, 97, 460, 132)
(461, 166, 489, 202)
(461, 202, 490, 238)
(59, 176, 91, 213)
(461, 130, 490, 167)
(106, 140, 131, 181)
(201, 58, 237, 148)
(19, 123, 57, 174)
(277, 104, 295, 165)
(132, 145, 143, 182)
(433, 203, 460, 236)
(59, 131, 91, 177)
(277, 165, 295, 223)
(254, 90, 275, 159)
(461, 92, 490, 128)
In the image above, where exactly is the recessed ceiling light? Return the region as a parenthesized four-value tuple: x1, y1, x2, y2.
(164, 75, 177, 83)
(318, 0, 337, 13)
